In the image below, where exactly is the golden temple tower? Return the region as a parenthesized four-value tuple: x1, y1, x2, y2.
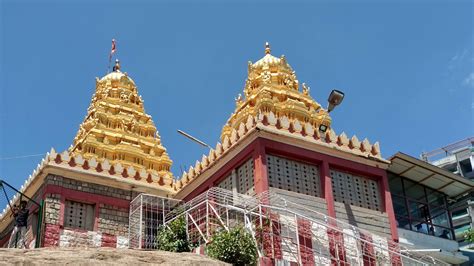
(69, 60, 173, 182)
(221, 42, 331, 141)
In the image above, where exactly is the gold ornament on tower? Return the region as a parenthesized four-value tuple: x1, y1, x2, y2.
(221, 42, 331, 141)
(69, 60, 173, 182)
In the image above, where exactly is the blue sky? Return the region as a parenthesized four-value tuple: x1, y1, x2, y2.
(1, 0, 473, 190)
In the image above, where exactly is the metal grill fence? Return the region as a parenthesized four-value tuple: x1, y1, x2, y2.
(128, 193, 181, 249)
(130, 187, 447, 265)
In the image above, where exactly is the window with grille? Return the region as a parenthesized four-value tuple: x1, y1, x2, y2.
(236, 158, 254, 195)
(267, 154, 321, 197)
(217, 173, 233, 191)
(64, 200, 95, 230)
(330, 169, 381, 211)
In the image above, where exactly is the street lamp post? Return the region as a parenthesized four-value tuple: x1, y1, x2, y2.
(319, 89, 345, 133)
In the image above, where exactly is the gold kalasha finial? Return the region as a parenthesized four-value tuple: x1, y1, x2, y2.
(113, 59, 121, 72)
(265, 42, 271, 55)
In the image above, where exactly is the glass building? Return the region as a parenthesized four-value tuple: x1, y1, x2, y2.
(389, 173, 454, 239)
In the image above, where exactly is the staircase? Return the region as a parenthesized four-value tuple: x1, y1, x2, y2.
(164, 187, 447, 265)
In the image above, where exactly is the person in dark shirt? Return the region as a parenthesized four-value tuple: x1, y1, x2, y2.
(8, 200, 29, 248)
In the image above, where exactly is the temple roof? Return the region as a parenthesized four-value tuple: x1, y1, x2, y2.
(176, 43, 385, 192)
(69, 60, 173, 184)
(252, 42, 293, 71)
(221, 42, 331, 141)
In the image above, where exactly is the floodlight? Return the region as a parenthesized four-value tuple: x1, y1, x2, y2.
(327, 89, 345, 113)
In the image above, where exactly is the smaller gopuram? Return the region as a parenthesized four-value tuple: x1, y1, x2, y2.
(175, 42, 391, 236)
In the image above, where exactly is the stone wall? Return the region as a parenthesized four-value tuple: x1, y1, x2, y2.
(334, 201, 391, 238)
(57, 228, 128, 248)
(98, 204, 128, 237)
(44, 193, 61, 225)
(270, 188, 328, 216)
(1, 174, 138, 248)
(41, 174, 135, 248)
(44, 175, 137, 201)
(42, 193, 62, 247)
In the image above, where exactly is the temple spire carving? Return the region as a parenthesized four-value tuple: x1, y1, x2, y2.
(69, 60, 173, 182)
(221, 43, 331, 140)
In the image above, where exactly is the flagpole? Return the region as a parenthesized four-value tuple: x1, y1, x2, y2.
(107, 39, 116, 74)
(107, 55, 112, 74)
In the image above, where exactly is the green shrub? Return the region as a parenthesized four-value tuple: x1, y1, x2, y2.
(156, 216, 191, 252)
(465, 228, 474, 243)
(206, 226, 258, 265)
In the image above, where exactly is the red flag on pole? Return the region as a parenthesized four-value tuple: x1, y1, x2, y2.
(107, 39, 117, 73)
(109, 39, 116, 61)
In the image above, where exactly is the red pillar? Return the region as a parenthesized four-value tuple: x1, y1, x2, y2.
(42, 223, 60, 247)
(253, 139, 285, 264)
(380, 171, 398, 242)
(255, 210, 283, 264)
(321, 161, 347, 265)
(388, 241, 403, 266)
(327, 228, 347, 265)
(271, 213, 283, 261)
(360, 232, 376, 266)
(379, 171, 403, 265)
(321, 161, 336, 218)
(297, 218, 314, 266)
(253, 140, 269, 195)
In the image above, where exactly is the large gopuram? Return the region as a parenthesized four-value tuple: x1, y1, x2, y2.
(0, 60, 176, 248)
(70, 60, 173, 183)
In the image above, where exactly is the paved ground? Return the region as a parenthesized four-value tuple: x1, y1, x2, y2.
(0, 247, 228, 266)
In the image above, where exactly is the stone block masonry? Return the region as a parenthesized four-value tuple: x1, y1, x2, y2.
(58, 229, 128, 248)
(41, 174, 135, 248)
(98, 204, 129, 237)
(44, 193, 61, 225)
(44, 175, 138, 201)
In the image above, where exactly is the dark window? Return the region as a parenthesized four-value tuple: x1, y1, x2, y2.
(64, 200, 95, 231)
(389, 175, 454, 240)
(403, 179, 426, 201)
(426, 189, 446, 208)
(431, 207, 450, 227)
(392, 195, 408, 216)
(388, 174, 404, 196)
(408, 201, 428, 221)
(459, 159, 473, 176)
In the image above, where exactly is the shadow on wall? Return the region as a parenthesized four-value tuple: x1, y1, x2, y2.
(344, 203, 358, 227)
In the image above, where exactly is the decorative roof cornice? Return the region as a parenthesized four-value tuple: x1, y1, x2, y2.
(51, 149, 174, 188)
(175, 112, 386, 191)
(0, 147, 175, 225)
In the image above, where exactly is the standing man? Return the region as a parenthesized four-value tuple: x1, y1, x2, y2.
(8, 200, 29, 248)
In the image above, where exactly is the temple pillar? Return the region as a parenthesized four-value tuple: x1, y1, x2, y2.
(321, 161, 336, 218)
(253, 140, 269, 195)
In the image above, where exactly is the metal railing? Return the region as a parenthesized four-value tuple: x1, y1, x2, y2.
(128, 193, 181, 249)
(162, 187, 447, 265)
